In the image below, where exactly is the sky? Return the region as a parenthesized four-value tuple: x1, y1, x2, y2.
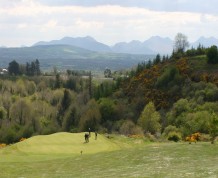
(1, 0, 218, 47)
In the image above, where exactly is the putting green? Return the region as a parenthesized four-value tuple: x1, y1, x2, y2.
(0, 132, 120, 155)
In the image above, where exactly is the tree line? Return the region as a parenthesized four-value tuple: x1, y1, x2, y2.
(8, 59, 41, 76)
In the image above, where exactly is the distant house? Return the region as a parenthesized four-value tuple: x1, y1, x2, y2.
(0, 68, 8, 75)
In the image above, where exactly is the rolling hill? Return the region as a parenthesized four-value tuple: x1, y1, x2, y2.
(0, 132, 120, 155)
(0, 45, 151, 71)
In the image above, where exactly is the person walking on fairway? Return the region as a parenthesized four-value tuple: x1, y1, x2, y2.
(84, 133, 89, 143)
(95, 131, 97, 140)
(88, 128, 91, 137)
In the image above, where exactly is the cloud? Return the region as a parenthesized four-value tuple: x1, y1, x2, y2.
(17, 23, 28, 29)
(38, 0, 218, 15)
(1, 0, 218, 47)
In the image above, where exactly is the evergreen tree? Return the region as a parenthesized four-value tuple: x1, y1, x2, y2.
(162, 55, 166, 62)
(207, 45, 218, 64)
(57, 89, 71, 127)
(62, 106, 77, 132)
(8, 60, 20, 75)
(153, 54, 161, 65)
(61, 89, 71, 112)
(35, 59, 41, 75)
(30, 61, 36, 76)
(26, 62, 31, 76)
(136, 61, 146, 74)
(146, 60, 152, 69)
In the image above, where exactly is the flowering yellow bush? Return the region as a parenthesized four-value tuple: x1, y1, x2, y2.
(0, 143, 7, 149)
(185, 132, 200, 144)
(20, 138, 26, 142)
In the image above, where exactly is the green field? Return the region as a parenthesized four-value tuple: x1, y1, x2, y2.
(0, 132, 217, 178)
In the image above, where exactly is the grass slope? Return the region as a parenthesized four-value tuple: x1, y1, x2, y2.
(189, 55, 218, 72)
(0, 133, 217, 178)
(0, 132, 119, 155)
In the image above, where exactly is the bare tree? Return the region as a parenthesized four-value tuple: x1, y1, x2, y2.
(174, 33, 189, 53)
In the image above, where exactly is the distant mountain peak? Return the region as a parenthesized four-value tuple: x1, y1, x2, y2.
(83, 36, 96, 41)
(61, 36, 96, 41)
(33, 36, 111, 52)
(146, 36, 172, 42)
(198, 36, 216, 41)
(129, 40, 141, 45)
(148, 36, 162, 39)
(191, 36, 218, 48)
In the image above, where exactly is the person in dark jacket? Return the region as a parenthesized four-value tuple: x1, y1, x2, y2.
(95, 131, 97, 140)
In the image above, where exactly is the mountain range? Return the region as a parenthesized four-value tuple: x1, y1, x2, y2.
(34, 36, 111, 52)
(1, 35, 218, 72)
(33, 36, 218, 55)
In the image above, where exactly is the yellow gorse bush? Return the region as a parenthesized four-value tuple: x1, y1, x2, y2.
(0, 143, 7, 148)
(20, 138, 26, 142)
(185, 132, 200, 143)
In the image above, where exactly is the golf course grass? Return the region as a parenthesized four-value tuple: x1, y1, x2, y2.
(0, 132, 217, 177)
(10, 132, 119, 154)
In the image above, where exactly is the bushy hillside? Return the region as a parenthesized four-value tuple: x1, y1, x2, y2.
(112, 54, 218, 141)
(123, 55, 218, 110)
(0, 51, 217, 145)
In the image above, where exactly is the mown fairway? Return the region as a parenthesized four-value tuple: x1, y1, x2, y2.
(0, 133, 217, 178)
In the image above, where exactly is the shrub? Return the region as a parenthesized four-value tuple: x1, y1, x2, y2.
(41, 124, 57, 135)
(199, 134, 211, 142)
(2, 129, 17, 144)
(185, 132, 201, 143)
(163, 125, 182, 142)
(70, 128, 79, 133)
(17, 125, 34, 140)
(19, 138, 26, 142)
(144, 132, 157, 142)
(120, 120, 143, 136)
(163, 125, 181, 136)
(0, 143, 6, 149)
(156, 66, 181, 89)
(167, 132, 182, 142)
